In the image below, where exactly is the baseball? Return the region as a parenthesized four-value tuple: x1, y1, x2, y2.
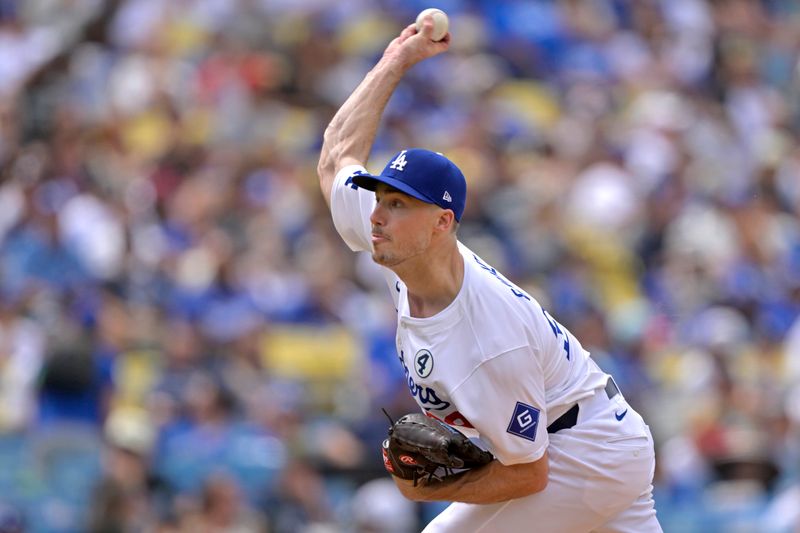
(415, 8, 449, 42)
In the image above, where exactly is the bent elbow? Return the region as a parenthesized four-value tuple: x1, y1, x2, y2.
(519, 455, 549, 497)
(317, 141, 335, 183)
(317, 128, 341, 206)
(316, 156, 332, 186)
(513, 474, 547, 500)
(533, 455, 549, 493)
(534, 472, 548, 493)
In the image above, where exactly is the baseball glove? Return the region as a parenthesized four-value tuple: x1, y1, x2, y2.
(381, 412, 494, 486)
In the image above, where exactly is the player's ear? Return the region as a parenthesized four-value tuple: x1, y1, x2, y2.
(434, 209, 456, 234)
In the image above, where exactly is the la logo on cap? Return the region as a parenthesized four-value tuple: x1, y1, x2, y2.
(390, 150, 408, 171)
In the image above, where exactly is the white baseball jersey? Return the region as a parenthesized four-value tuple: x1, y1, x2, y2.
(331, 164, 609, 465)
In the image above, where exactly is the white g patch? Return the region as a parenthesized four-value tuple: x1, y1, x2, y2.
(516, 410, 534, 429)
(507, 401, 540, 442)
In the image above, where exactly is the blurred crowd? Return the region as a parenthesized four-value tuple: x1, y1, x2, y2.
(0, 0, 799, 531)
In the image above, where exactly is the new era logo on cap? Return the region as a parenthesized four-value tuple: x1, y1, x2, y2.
(351, 148, 467, 221)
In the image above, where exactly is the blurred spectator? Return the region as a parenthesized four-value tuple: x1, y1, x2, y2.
(87, 407, 171, 533)
(197, 473, 268, 533)
(350, 478, 418, 533)
(37, 330, 114, 425)
(264, 461, 334, 533)
(0, 294, 44, 431)
(0, 502, 24, 533)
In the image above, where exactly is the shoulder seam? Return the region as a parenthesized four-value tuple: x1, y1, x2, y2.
(449, 341, 531, 395)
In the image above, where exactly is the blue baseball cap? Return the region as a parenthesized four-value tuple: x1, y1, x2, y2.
(352, 148, 467, 221)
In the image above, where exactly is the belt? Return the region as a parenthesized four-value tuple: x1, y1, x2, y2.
(547, 378, 620, 434)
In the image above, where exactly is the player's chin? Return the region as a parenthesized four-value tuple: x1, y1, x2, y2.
(371, 251, 399, 267)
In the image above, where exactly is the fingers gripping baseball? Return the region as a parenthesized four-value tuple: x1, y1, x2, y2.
(383, 14, 450, 69)
(416, 9, 449, 41)
(399, 23, 418, 41)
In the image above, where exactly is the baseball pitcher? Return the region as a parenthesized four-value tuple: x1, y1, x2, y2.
(317, 15, 662, 533)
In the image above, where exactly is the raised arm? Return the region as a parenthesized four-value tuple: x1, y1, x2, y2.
(316, 17, 450, 207)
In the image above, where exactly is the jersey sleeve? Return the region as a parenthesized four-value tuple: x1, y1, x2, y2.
(330, 165, 375, 253)
(450, 347, 550, 465)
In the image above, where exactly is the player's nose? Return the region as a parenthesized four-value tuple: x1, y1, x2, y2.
(370, 204, 386, 226)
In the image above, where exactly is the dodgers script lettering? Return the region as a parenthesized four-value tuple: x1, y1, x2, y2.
(399, 351, 451, 411)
